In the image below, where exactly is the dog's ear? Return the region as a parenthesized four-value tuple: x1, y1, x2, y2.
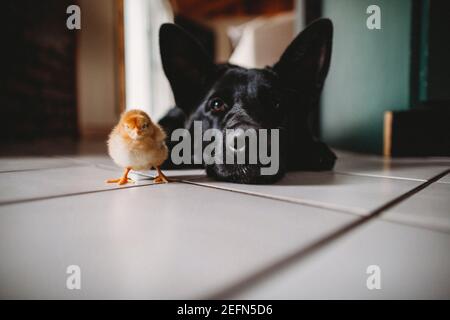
(159, 23, 216, 114)
(273, 19, 333, 101)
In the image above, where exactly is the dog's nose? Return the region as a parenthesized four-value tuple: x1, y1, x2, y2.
(226, 130, 246, 153)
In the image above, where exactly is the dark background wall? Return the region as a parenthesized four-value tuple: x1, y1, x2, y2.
(0, 0, 78, 142)
(317, 0, 450, 154)
(420, 0, 450, 103)
(320, 0, 412, 154)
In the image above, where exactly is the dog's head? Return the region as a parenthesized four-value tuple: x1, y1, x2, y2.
(159, 19, 333, 183)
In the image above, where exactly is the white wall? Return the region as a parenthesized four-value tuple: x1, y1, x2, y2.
(77, 0, 118, 138)
(124, 0, 174, 121)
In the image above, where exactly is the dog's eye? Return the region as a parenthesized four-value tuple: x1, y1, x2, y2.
(208, 98, 227, 113)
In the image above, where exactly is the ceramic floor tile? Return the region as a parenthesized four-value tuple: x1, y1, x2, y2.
(334, 156, 450, 181)
(129, 169, 206, 181)
(233, 219, 450, 299)
(0, 156, 82, 173)
(438, 173, 450, 184)
(59, 155, 207, 181)
(0, 165, 155, 204)
(381, 179, 450, 233)
(184, 171, 423, 215)
(334, 149, 450, 164)
(0, 139, 97, 157)
(57, 155, 116, 167)
(0, 183, 355, 299)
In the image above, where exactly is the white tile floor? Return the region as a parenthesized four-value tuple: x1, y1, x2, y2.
(0, 141, 449, 299)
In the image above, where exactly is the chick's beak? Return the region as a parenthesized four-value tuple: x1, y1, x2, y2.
(134, 129, 144, 139)
(128, 129, 138, 140)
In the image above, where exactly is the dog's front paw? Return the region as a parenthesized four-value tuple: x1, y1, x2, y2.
(308, 141, 336, 170)
(289, 141, 336, 171)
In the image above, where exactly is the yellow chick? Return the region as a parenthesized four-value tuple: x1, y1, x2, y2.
(106, 109, 169, 185)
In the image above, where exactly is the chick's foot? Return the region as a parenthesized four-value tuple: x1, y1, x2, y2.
(154, 166, 169, 184)
(106, 177, 133, 185)
(106, 168, 133, 185)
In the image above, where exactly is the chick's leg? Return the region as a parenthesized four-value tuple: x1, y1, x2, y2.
(153, 166, 169, 184)
(107, 167, 132, 185)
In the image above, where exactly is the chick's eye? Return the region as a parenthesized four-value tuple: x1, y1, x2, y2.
(142, 123, 148, 129)
(208, 98, 227, 113)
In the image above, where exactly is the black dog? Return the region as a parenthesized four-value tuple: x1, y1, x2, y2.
(158, 19, 336, 184)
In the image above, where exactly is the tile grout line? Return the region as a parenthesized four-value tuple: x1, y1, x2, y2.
(180, 180, 366, 217)
(0, 165, 194, 207)
(2, 161, 448, 225)
(0, 182, 165, 207)
(333, 170, 427, 182)
(181, 179, 450, 235)
(0, 164, 89, 174)
(203, 168, 450, 299)
(378, 216, 450, 235)
(180, 167, 450, 229)
(0, 163, 160, 207)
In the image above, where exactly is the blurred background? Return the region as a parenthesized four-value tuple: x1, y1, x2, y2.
(0, 0, 449, 156)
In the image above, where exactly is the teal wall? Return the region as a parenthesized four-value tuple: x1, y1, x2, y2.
(321, 0, 412, 153)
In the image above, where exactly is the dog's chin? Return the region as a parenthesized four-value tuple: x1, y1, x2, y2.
(206, 164, 283, 184)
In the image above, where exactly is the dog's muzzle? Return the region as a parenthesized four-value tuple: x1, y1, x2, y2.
(204, 127, 283, 184)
